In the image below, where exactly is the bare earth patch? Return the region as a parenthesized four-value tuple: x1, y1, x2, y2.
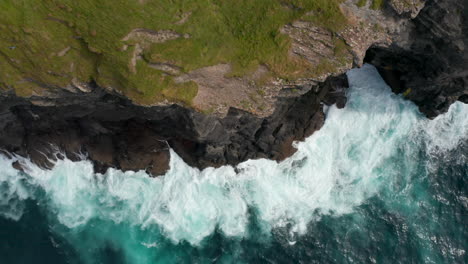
(122, 29, 187, 44)
(174, 64, 282, 117)
(175, 12, 192, 25)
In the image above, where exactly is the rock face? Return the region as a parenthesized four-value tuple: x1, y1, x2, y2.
(0, 75, 347, 175)
(366, 0, 468, 118)
(0, 0, 467, 175)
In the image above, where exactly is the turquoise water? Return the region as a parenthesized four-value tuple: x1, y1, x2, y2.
(1, 65, 467, 263)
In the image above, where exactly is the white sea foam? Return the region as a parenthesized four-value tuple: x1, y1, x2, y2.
(0, 155, 30, 221)
(0, 64, 467, 246)
(424, 102, 468, 152)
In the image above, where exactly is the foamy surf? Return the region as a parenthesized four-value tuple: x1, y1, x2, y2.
(1, 64, 467, 263)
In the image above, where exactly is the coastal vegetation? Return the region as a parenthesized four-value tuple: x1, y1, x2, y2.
(0, 0, 348, 105)
(371, 0, 385, 9)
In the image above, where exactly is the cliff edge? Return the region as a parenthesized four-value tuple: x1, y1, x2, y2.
(0, 0, 466, 175)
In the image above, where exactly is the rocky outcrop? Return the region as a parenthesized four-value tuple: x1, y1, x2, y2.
(0, 75, 347, 175)
(0, 0, 467, 176)
(365, 0, 468, 118)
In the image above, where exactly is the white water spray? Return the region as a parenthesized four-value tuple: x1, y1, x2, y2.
(1, 65, 467, 246)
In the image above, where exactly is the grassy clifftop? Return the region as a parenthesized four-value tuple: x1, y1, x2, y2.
(0, 0, 346, 105)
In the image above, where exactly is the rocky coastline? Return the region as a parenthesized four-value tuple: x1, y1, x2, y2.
(0, 0, 467, 176)
(0, 74, 348, 175)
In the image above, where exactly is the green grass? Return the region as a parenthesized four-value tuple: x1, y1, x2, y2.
(357, 0, 368, 7)
(371, 0, 385, 9)
(0, 0, 348, 105)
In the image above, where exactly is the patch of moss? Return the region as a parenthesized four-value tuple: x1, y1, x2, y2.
(200, 106, 215, 115)
(373, 23, 384, 32)
(371, 0, 385, 10)
(333, 38, 348, 57)
(0, 0, 348, 106)
(357, 0, 368, 7)
(240, 100, 251, 110)
(402, 88, 412, 97)
(257, 89, 266, 96)
(312, 59, 338, 76)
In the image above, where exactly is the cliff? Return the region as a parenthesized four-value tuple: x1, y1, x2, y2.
(366, 0, 468, 117)
(0, 0, 466, 175)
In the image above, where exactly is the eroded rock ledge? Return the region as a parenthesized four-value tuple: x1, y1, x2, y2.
(366, 0, 468, 118)
(0, 75, 347, 175)
(0, 0, 467, 175)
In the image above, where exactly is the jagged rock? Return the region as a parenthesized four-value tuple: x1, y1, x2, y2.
(0, 74, 348, 175)
(389, 0, 426, 18)
(0, 0, 466, 175)
(366, 0, 468, 118)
